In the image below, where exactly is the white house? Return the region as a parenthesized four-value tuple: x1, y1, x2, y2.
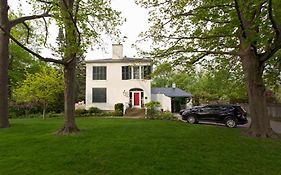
(85, 44, 192, 112)
(85, 44, 152, 110)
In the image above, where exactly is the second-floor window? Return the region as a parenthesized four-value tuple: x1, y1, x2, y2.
(93, 66, 106, 80)
(122, 66, 131, 80)
(122, 65, 151, 80)
(133, 66, 140, 79)
(141, 66, 151, 79)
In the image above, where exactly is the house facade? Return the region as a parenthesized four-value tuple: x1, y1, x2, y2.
(85, 44, 192, 112)
(85, 44, 152, 110)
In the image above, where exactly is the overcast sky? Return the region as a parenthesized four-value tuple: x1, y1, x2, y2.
(9, 0, 150, 60)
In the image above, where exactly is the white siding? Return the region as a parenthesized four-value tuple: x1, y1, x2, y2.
(151, 94, 171, 112)
(86, 62, 151, 110)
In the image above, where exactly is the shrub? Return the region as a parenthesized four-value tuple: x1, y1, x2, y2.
(88, 107, 102, 114)
(145, 101, 161, 119)
(75, 109, 88, 117)
(114, 103, 124, 116)
(8, 102, 42, 118)
(46, 112, 63, 118)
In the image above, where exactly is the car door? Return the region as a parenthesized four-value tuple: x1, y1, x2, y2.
(210, 106, 224, 122)
(197, 106, 213, 121)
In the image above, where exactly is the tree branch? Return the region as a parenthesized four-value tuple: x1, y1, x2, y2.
(22, 22, 31, 43)
(259, 0, 281, 62)
(268, 0, 281, 36)
(160, 34, 235, 40)
(9, 13, 51, 28)
(0, 25, 65, 65)
(74, 0, 81, 22)
(189, 53, 209, 65)
(251, 1, 266, 21)
(36, 0, 53, 4)
(42, 17, 48, 46)
(193, 50, 239, 56)
(234, 0, 247, 38)
(62, 0, 81, 45)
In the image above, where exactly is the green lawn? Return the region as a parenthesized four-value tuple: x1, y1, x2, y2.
(0, 118, 281, 175)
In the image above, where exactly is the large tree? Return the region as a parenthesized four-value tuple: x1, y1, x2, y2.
(0, 0, 50, 128)
(137, 0, 281, 137)
(0, 0, 121, 134)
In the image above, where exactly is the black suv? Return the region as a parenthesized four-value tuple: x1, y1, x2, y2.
(179, 104, 248, 128)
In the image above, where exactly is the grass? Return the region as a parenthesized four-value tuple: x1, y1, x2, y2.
(0, 118, 281, 175)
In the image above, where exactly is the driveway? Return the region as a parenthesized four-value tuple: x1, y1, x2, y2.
(175, 114, 281, 134)
(241, 118, 281, 134)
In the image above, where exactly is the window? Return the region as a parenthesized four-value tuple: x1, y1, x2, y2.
(122, 66, 131, 80)
(122, 65, 151, 80)
(141, 66, 151, 79)
(92, 88, 106, 103)
(93, 66, 106, 80)
(133, 66, 140, 79)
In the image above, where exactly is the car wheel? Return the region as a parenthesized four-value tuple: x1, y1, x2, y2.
(187, 115, 197, 124)
(225, 117, 237, 128)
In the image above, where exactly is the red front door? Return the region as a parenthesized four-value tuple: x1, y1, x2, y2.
(134, 92, 140, 106)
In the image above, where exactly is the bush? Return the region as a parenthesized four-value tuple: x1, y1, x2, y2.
(8, 102, 42, 118)
(145, 101, 161, 119)
(46, 112, 63, 118)
(88, 107, 102, 114)
(114, 103, 124, 116)
(75, 109, 88, 117)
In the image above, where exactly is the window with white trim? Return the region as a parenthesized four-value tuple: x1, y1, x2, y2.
(92, 88, 106, 103)
(93, 66, 106, 80)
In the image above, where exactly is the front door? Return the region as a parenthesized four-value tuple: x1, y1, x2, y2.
(133, 92, 140, 107)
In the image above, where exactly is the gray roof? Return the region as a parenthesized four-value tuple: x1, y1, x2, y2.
(85, 58, 152, 63)
(151, 88, 192, 97)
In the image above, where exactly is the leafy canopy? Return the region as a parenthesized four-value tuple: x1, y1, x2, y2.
(14, 67, 64, 106)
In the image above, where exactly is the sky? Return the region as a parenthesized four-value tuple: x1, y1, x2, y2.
(9, 0, 150, 60)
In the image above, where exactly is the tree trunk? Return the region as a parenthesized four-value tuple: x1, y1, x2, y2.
(56, 0, 79, 135)
(241, 52, 277, 138)
(0, 0, 10, 128)
(57, 59, 80, 135)
(42, 101, 46, 120)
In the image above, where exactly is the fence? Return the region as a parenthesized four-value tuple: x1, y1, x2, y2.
(239, 103, 281, 119)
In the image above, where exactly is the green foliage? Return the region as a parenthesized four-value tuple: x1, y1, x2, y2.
(74, 107, 123, 117)
(9, 42, 46, 94)
(114, 103, 124, 116)
(13, 66, 64, 117)
(137, 0, 281, 103)
(154, 111, 178, 121)
(75, 56, 86, 102)
(46, 112, 63, 118)
(8, 102, 42, 119)
(74, 109, 88, 117)
(30, 0, 123, 56)
(145, 101, 161, 118)
(145, 101, 161, 109)
(152, 62, 247, 104)
(263, 51, 281, 93)
(88, 107, 102, 114)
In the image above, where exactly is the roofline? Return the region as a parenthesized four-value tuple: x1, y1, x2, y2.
(151, 87, 193, 97)
(85, 58, 152, 64)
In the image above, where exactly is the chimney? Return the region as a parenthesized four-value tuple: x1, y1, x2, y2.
(172, 83, 176, 89)
(112, 44, 123, 59)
